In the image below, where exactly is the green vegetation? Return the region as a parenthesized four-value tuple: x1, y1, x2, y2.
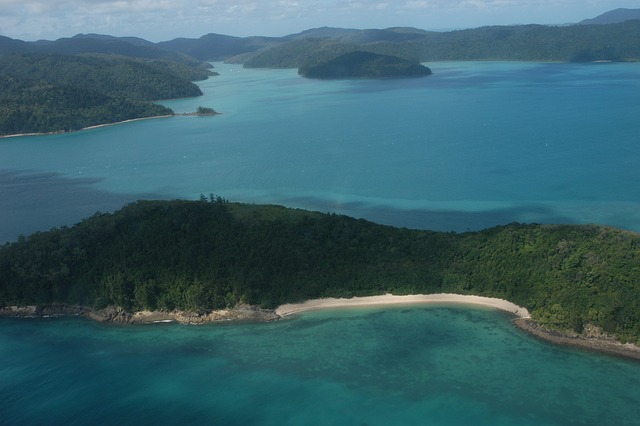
(0, 53, 209, 136)
(195, 106, 219, 115)
(240, 21, 640, 68)
(298, 51, 431, 79)
(1, 199, 639, 344)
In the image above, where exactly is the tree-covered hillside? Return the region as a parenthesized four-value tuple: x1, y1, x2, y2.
(238, 21, 640, 68)
(0, 54, 203, 101)
(579, 8, 640, 25)
(0, 53, 209, 136)
(24, 33, 210, 68)
(1, 199, 638, 344)
(298, 51, 432, 79)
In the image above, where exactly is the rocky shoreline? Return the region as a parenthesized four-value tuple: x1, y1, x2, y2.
(514, 318, 640, 361)
(0, 304, 279, 325)
(2, 304, 639, 361)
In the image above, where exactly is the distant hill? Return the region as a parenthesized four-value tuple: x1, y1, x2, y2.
(298, 51, 432, 79)
(70, 33, 156, 47)
(0, 53, 209, 136)
(4, 19, 640, 66)
(579, 8, 640, 25)
(30, 33, 207, 68)
(240, 21, 640, 67)
(338, 28, 431, 44)
(0, 32, 220, 136)
(283, 26, 361, 40)
(157, 33, 280, 61)
(2, 18, 640, 134)
(0, 35, 36, 55)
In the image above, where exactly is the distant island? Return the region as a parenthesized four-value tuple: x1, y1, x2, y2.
(175, 106, 221, 117)
(579, 8, 640, 25)
(298, 51, 431, 79)
(1, 199, 639, 359)
(0, 52, 214, 137)
(2, 9, 640, 134)
(194, 106, 220, 116)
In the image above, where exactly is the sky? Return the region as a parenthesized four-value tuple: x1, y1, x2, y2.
(0, 0, 638, 42)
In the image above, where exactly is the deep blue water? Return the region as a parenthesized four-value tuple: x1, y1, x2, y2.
(1, 62, 639, 242)
(2, 307, 640, 425)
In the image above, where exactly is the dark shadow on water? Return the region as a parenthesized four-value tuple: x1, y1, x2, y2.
(2, 169, 630, 243)
(278, 196, 577, 233)
(0, 169, 164, 243)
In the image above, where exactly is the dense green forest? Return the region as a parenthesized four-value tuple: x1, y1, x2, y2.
(1, 199, 638, 344)
(0, 53, 211, 136)
(237, 21, 640, 68)
(298, 51, 431, 79)
(2, 20, 638, 134)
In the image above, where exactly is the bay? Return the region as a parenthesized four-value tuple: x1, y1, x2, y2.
(1, 62, 639, 242)
(1, 306, 639, 425)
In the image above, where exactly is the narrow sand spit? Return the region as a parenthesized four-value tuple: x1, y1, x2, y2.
(276, 294, 531, 318)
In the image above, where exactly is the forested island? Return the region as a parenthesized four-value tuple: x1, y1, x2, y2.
(2, 11, 639, 134)
(1, 199, 639, 356)
(298, 51, 431, 79)
(0, 53, 214, 136)
(231, 21, 640, 68)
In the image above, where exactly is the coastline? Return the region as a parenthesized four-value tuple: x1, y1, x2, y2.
(0, 114, 173, 139)
(0, 304, 278, 324)
(3, 295, 640, 361)
(276, 293, 531, 318)
(276, 294, 640, 360)
(514, 318, 640, 361)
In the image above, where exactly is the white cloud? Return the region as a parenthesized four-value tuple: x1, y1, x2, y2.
(1, 0, 639, 41)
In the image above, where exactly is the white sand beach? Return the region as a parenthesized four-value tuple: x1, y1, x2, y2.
(276, 293, 531, 318)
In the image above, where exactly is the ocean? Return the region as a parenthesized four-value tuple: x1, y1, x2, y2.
(2, 307, 640, 425)
(1, 62, 640, 424)
(1, 62, 639, 242)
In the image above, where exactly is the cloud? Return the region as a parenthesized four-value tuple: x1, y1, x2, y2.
(1, 0, 638, 41)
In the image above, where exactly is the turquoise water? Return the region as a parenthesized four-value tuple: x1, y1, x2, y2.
(1, 62, 639, 241)
(1, 306, 639, 425)
(2, 62, 640, 424)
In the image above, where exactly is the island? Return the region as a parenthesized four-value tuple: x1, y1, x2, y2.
(194, 106, 220, 116)
(298, 51, 432, 79)
(0, 53, 213, 137)
(1, 198, 639, 359)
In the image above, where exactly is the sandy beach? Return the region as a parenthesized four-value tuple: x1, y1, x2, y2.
(276, 293, 531, 318)
(0, 115, 173, 139)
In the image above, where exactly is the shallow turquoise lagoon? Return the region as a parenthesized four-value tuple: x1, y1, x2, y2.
(1, 307, 639, 425)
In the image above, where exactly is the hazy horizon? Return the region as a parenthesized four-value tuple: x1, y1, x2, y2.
(0, 1, 638, 43)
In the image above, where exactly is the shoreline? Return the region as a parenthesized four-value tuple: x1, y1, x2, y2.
(3, 295, 640, 361)
(0, 304, 278, 325)
(514, 318, 640, 361)
(277, 294, 640, 360)
(0, 114, 173, 139)
(275, 293, 531, 318)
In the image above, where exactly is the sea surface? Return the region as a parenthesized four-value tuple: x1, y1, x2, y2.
(1, 62, 640, 424)
(1, 62, 639, 242)
(1, 307, 640, 425)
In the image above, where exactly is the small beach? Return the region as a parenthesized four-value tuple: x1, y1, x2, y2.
(276, 293, 531, 319)
(276, 294, 640, 360)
